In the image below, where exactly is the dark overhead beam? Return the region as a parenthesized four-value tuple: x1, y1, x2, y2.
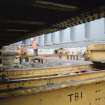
(33, 0, 78, 11)
(6, 29, 29, 33)
(0, 20, 46, 25)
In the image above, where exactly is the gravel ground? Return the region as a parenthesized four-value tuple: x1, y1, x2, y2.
(1, 59, 92, 70)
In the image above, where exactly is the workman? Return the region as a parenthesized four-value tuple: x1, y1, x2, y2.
(32, 39, 38, 56)
(16, 47, 22, 64)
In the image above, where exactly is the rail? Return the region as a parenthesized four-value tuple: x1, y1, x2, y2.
(0, 64, 105, 98)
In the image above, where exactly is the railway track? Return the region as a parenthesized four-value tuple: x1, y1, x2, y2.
(0, 64, 105, 98)
(0, 64, 92, 80)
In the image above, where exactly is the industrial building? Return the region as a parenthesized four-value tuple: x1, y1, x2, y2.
(1, 1, 105, 105)
(11, 17, 105, 47)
